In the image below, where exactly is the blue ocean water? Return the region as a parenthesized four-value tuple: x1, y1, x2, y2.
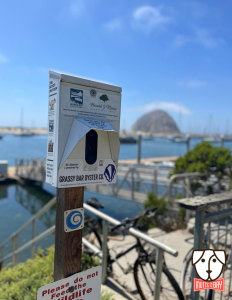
(1, 133, 232, 166)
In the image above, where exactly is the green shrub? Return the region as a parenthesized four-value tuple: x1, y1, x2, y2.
(142, 193, 167, 230)
(143, 192, 166, 214)
(170, 141, 232, 195)
(0, 246, 101, 300)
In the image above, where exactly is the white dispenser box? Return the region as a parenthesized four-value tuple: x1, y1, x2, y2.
(46, 71, 121, 188)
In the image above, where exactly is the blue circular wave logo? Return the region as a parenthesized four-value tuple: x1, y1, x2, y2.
(104, 164, 116, 182)
(66, 211, 83, 230)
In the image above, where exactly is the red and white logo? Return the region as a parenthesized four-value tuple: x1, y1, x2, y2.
(192, 249, 226, 292)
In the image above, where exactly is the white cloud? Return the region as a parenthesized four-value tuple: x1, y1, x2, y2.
(131, 101, 192, 115)
(0, 52, 8, 63)
(173, 29, 225, 49)
(176, 80, 208, 88)
(103, 19, 123, 31)
(70, 0, 85, 16)
(133, 6, 170, 32)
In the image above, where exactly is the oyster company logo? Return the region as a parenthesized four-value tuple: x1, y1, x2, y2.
(104, 164, 116, 182)
(70, 88, 83, 107)
(192, 250, 226, 292)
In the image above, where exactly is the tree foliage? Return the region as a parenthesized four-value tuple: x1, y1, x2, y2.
(170, 141, 232, 194)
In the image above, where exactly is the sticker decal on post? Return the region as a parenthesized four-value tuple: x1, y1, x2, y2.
(64, 208, 84, 232)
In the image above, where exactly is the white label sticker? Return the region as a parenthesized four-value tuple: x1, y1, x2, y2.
(58, 159, 117, 188)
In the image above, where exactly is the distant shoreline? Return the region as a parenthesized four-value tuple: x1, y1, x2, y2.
(0, 127, 47, 134)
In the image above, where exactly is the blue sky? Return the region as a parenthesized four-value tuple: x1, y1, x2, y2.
(0, 0, 232, 133)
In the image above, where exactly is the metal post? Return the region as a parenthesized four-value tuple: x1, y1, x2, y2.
(186, 135, 190, 152)
(220, 135, 224, 148)
(101, 220, 108, 284)
(191, 210, 205, 300)
(137, 135, 141, 164)
(186, 178, 191, 222)
(12, 235, 16, 266)
(1, 247, 3, 260)
(32, 220, 36, 258)
(154, 248, 164, 300)
(153, 167, 157, 195)
(15, 234, 18, 265)
(0, 246, 4, 270)
(131, 169, 134, 200)
(15, 159, 18, 175)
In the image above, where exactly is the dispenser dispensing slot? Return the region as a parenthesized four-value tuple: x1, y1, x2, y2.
(85, 130, 98, 165)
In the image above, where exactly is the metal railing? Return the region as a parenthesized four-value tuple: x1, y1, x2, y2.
(168, 172, 208, 201)
(0, 196, 178, 300)
(15, 158, 185, 202)
(178, 191, 232, 300)
(0, 196, 56, 267)
(84, 202, 178, 300)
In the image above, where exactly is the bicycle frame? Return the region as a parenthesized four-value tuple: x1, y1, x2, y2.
(108, 238, 150, 275)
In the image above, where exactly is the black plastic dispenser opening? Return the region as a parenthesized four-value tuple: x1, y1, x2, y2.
(85, 130, 98, 165)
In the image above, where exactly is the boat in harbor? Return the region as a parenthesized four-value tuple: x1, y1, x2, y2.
(119, 135, 137, 144)
(14, 130, 34, 137)
(142, 134, 154, 140)
(173, 137, 187, 143)
(204, 137, 220, 143)
(14, 109, 34, 137)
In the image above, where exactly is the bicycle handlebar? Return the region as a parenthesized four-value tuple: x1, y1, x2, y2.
(111, 207, 157, 233)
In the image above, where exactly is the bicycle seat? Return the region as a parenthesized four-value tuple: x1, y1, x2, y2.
(86, 197, 104, 209)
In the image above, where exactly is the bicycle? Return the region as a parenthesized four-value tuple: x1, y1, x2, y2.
(83, 198, 185, 300)
(180, 220, 232, 300)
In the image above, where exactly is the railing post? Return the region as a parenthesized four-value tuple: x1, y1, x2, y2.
(15, 234, 18, 265)
(191, 209, 205, 300)
(12, 235, 16, 266)
(186, 135, 190, 152)
(131, 169, 134, 200)
(15, 158, 18, 175)
(152, 167, 157, 195)
(154, 248, 164, 300)
(32, 220, 36, 258)
(221, 135, 224, 148)
(101, 220, 108, 284)
(137, 135, 141, 164)
(0, 246, 4, 270)
(185, 178, 191, 222)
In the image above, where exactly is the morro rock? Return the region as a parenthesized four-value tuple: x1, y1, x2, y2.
(132, 110, 180, 134)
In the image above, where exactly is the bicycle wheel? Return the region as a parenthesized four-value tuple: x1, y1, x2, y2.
(134, 255, 184, 300)
(181, 252, 213, 300)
